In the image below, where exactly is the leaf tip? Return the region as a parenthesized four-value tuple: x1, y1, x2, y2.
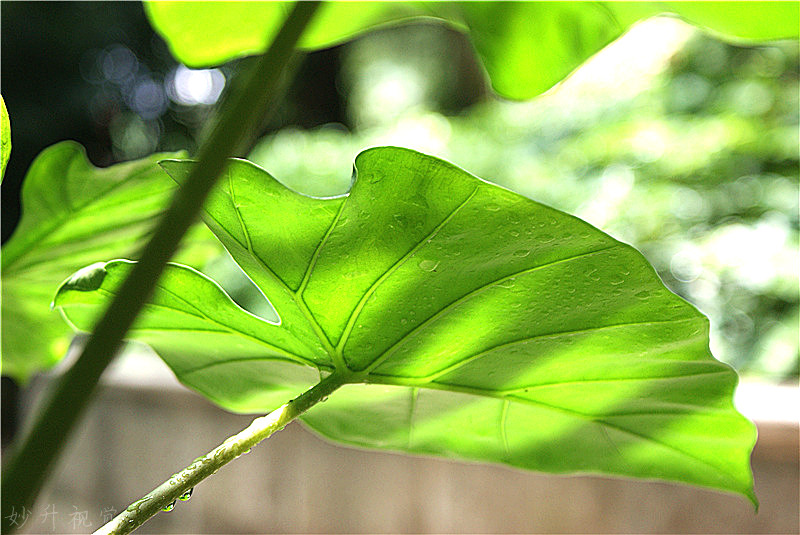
(750, 491, 760, 513)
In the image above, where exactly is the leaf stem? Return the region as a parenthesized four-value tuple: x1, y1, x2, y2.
(0, 2, 321, 528)
(94, 373, 345, 535)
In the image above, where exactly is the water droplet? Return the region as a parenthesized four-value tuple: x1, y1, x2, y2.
(635, 290, 651, 300)
(241, 448, 251, 455)
(127, 496, 152, 512)
(179, 488, 194, 501)
(586, 267, 600, 281)
(418, 260, 439, 272)
(513, 249, 530, 258)
(162, 501, 176, 512)
(485, 203, 501, 212)
(509, 230, 520, 238)
(539, 234, 555, 243)
(320, 396, 329, 403)
(369, 173, 383, 184)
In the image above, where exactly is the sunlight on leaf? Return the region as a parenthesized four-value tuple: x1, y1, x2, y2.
(56, 148, 757, 504)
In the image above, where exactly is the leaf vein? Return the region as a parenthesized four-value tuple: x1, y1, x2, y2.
(514, 396, 746, 487)
(500, 399, 511, 458)
(179, 355, 328, 376)
(297, 197, 348, 296)
(369, 378, 745, 487)
(364, 242, 623, 372)
(403, 317, 702, 382)
(337, 186, 479, 353)
(95, 288, 308, 364)
(228, 170, 254, 254)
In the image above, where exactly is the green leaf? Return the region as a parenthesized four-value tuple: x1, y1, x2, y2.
(1, 95, 10, 182)
(144, 1, 424, 68)
(54, 260, 323, 411)
(1, 142, 218, 382)
(609, 2, 800, 43)
(145, 1, 798, 100)
(57, 148, 757, 504)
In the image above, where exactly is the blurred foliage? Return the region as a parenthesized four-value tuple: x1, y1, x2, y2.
(247, 20, 799, 381)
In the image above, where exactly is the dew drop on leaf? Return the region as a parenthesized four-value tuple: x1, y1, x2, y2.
(513, 249, 530, 258)
(162, 500, 176, 512)
(178, 488, 194, 501)
(497, 278, 516, 289)
(418, 260, 439, 272)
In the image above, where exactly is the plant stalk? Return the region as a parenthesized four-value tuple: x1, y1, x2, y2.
(94, 374, 344, 535)
(0, 2, 321, 528)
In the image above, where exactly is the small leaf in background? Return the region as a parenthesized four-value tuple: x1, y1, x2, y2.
(58, 148, 757, 504)
(1, 95, 10, 182)
(1, 141, 220, 382)
(144, 1, 798, 100)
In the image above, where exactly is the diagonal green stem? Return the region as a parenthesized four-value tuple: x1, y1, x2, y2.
(0, 2, 321, 528)
(94, 373, 345, 535)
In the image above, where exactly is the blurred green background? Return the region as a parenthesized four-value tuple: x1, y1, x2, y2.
(2, 2, 797, 387)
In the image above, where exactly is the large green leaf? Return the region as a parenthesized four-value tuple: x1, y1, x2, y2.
(1, 95, 10, 182)
(56, 148, 756, 503)
(0, 142, 218, 382)
(145, 1, 799, 100)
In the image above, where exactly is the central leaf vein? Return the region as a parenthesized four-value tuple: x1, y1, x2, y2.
(336, 186, 479, 354)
